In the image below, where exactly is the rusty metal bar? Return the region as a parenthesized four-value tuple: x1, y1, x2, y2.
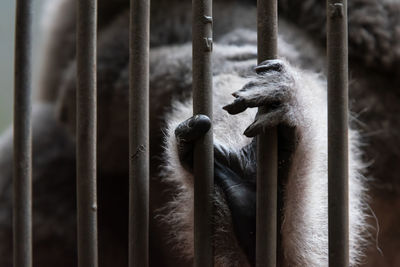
(76, 0, 98, 266)
(327, 1, 349, 266)
(128, 0, 150, 266)
(192, 0, 214, 266)
(13, 0, 33, 266)
(256, 0, 278, 266)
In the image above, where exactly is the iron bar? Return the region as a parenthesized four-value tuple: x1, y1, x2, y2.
(256, 0, 278, 266)
(13, 0, 33, 266)
(76, 0, 98, 266)
(327, 1, 349, 266)
(128, 0, 150, 266)
(192, 0, 214, 266)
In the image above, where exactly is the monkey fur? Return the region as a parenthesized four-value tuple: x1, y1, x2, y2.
(0, 0, 399, 266)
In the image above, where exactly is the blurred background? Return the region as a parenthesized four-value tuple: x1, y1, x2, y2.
(0, 1, 45, 133)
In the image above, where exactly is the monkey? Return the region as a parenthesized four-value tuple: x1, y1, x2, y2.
(0, 0, 399, 266)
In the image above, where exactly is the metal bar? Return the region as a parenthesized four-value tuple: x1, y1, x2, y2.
(76, 0, 98, 266)
(128, 0, 150, 266)
(192, 0, 214, 266)
(13, 0, 33, 266)
(327, 1, 349, 266)
(256, 0, 278, 266)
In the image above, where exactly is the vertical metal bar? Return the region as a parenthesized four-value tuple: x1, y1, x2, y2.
(13, 0, 33, 266)
(327, 1, 349, 266)
(192, 0, 214, 266)
(76, 0, 98, 266)
(256, 0, 278, 266)
(128, 0, 150, 266)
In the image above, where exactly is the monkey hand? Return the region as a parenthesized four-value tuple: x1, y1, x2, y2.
(223, 59, 300, 137)
(174, 114, 257, 263)
(174, 114, 212, 172)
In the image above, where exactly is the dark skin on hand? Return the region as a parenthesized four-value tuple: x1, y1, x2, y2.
(174, 61, 297, 265)
(175, 114, 257, 265)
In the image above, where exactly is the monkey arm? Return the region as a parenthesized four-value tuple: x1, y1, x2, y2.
(220, 58, 368, 266)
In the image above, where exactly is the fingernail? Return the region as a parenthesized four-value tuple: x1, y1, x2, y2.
(244, 127, 254, 137)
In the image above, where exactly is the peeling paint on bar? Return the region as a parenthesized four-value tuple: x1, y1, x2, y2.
(13, 0, 33, 266)
(256, 0, 278, 266)
(327, 0, 349, 266)
(192, 0, 214, 265)
(129, 0, 150, 266)
(76, 0, 98, 266)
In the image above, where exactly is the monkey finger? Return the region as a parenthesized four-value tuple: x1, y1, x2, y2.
(224, 89, 285, 116)
(254, 59, 284, 74)
(243, 108, 286, 137)
(174, 114, 211, 143)
(223, 97, 248, 114)
(174, 115, 211, 172)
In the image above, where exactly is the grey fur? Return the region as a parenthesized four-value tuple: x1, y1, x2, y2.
(0, 0, 399, 266)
